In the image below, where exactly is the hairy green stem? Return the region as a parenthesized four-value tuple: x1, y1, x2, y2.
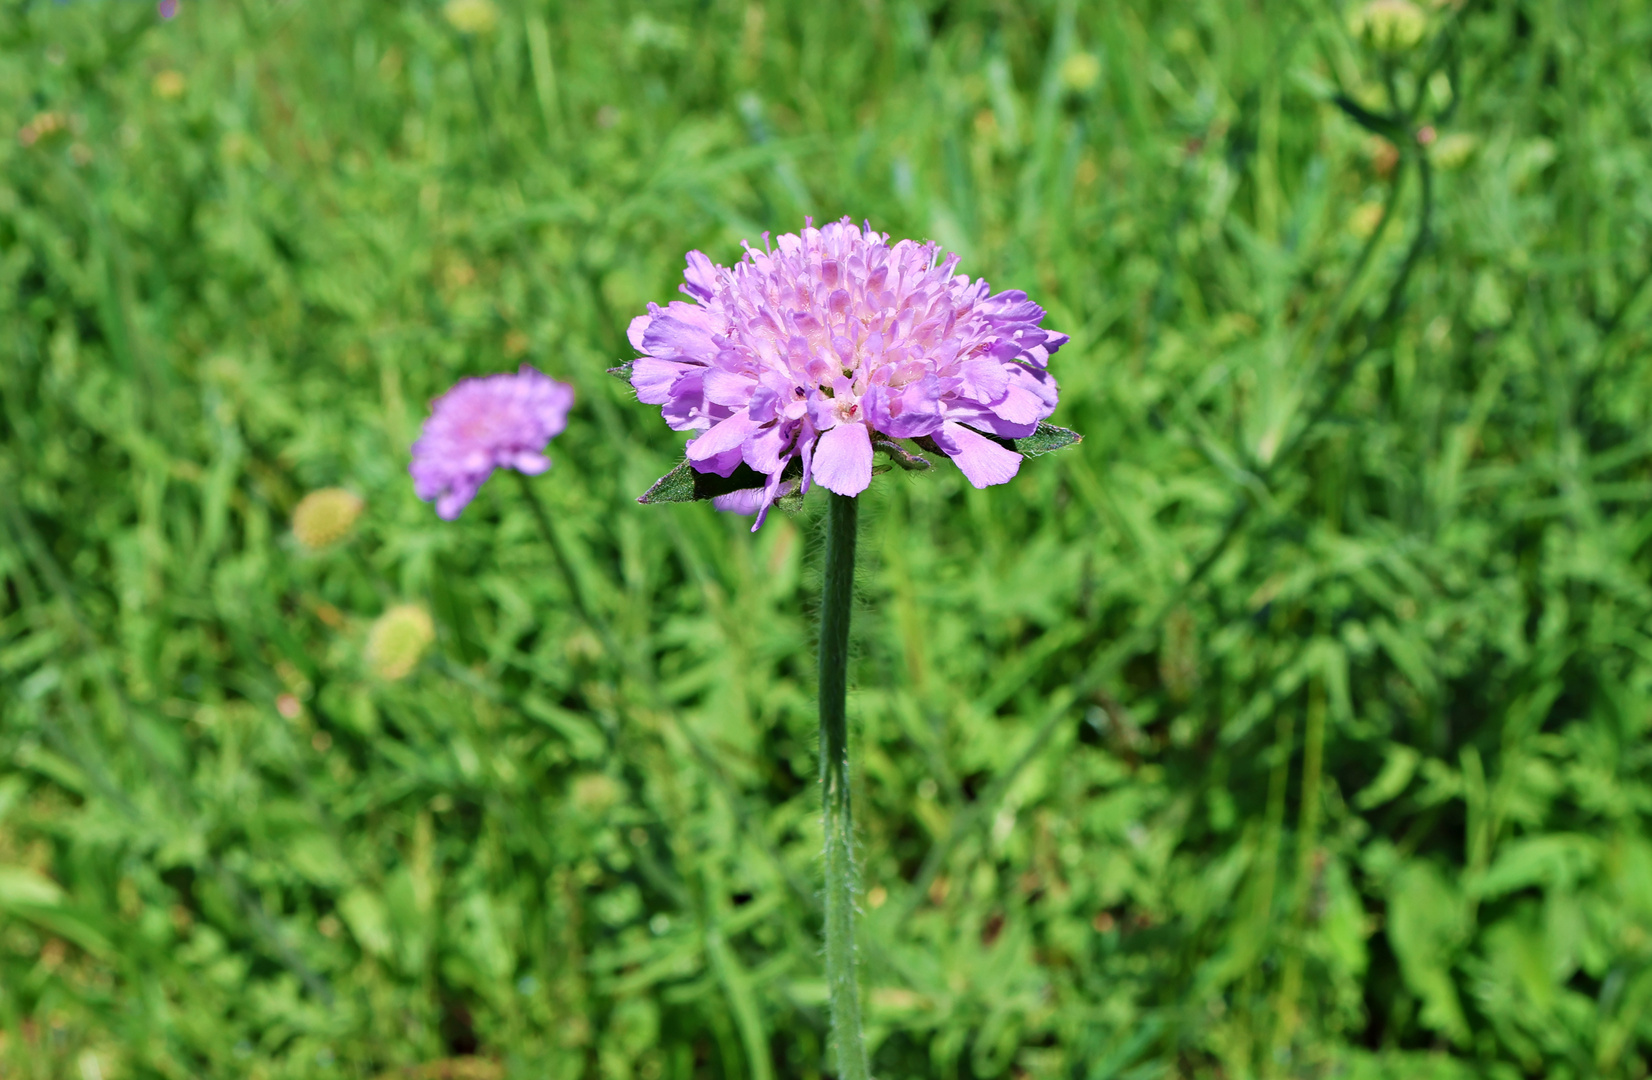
(819, 490, 869, 1080)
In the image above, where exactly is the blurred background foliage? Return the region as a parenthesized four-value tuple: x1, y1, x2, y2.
(2, 0, 1652, 1077)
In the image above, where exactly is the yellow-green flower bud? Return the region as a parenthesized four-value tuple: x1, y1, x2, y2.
(1348, 201, 1386, 239)
(1159, 605, 1201, 703)
(1059, 52, 1102, 95)
(292, 488, 364, 550)
(1429, 132, 1477, 170)
(571, 773, 622, 815)
(366, 604, 435, 681)
(1352, 0, 1427, 53)
(443, 0, 499, 36)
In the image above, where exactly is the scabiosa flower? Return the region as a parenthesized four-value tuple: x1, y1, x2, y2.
(410, 365, 575, 519)
(625, 217, 1070, 528)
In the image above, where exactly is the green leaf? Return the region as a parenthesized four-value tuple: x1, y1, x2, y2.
(638, 458, 792, 504)
(1474, 834, 1603, 898)
(0, 866, 112, 956)
(0, 865, 64, 907)
(1386, 862, 1470, 1045)
(339, 887, 394, 958)
(607, 360, 635, 381)
(1012, 421, 1083, 457)
(1353, 743, 1420, 810)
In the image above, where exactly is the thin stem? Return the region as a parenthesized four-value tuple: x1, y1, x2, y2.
(819, 490, 869, 1080)
(1249, 694, 1296, 1079)
(1271, 678, 1326, 1067)
(515, 471, 612, 651)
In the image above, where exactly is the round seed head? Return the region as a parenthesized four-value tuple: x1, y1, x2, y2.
(443, 0, 499, 36)
(366, 604, 435, 681)
(571, 773, 622, 815)
(153, 70, 186, 99)
(1059, 52, 1102, 94)
(292, 488, 365, 550)
(1352, 0, 1427, 53)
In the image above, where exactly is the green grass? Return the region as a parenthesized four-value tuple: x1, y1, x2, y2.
(3, 0, 1652, 1077)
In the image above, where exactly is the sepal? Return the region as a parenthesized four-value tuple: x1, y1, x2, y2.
(1011, 421, 1082, 457)
(872, 435, 932, 471)
(637, 457, 804, 505)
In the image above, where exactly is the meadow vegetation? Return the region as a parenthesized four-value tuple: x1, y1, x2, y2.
(3, 0, 1652, 1077)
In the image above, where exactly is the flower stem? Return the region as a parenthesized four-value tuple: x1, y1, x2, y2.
(514, 472, 614, 654)
(819, 490, 869, 1080)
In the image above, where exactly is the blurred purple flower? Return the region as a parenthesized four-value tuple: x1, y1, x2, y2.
(158, 0, 179, 19)
(627, 217, 1067, 528)
(411, 365, 575, 519)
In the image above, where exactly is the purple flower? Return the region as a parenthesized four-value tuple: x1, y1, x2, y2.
(627, 217, 1068, 528)
(410, 365, 575, 519)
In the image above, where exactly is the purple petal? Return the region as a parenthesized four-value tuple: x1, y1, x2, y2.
(688, 409, 755, 459)
(958, 358, 1009, 402)
(811, 422, 874, 496)
(642, 306, 720, 360)
(687, 410, 756, 476)
(682, 251, 719, 301)
(435, 491, 471, 520)
(632, 358, 691, 405)
(743, 420, 794, 474)
(937, 422, 1021, 488)
(990, 383, 1048, 426)
(627, 314, 652, 352)
(704, 367, 757, 407)
(712, 487, 770, 515)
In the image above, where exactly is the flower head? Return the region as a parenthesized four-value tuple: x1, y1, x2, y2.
(627, 218, 1068, 528)
(411, 365, 574, 519)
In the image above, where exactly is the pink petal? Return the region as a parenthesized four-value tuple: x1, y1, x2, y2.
(712, 488, 770, 515)
(959, 358, 1009, 402)
(682, 251, 719, 300)
(687, 409, 756, 463)
(632, 358, 690, 405)
(704, 367, 758, 407)
(938, 422, 1021, 488)
(435, 491, 470, 520)
(627, 314, 652, 352)
(811, 422, 874, 496)
(991, 383, 1047, 426)
(642, 305, 720, 360)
